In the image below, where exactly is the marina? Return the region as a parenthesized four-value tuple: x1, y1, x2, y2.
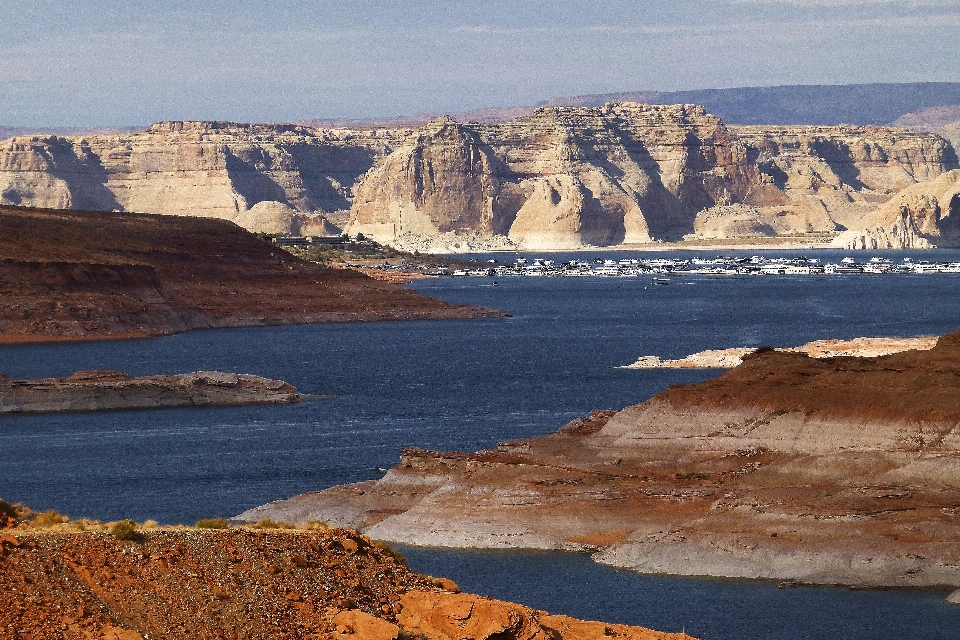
(445, 255, 960, 278)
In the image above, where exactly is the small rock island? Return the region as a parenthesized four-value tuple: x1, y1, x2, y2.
(0, 370, 301, 413)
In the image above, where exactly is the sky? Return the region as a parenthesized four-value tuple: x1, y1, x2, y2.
(2, 0, 960, 127)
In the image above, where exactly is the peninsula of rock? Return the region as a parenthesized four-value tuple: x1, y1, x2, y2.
(242, 331, 960, 591)
(0, 205, 501, 343)
(0, 370, 301, 413)
(3, 104, 958, 251)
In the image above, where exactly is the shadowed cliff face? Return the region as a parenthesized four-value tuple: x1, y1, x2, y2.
(350, 117, 504, 239)
(1, 109, 957, 248)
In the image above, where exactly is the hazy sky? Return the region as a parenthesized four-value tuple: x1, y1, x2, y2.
(3, 0, 960, 126)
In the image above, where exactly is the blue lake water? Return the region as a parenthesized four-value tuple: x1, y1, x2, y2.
(2, 249, 960, 638)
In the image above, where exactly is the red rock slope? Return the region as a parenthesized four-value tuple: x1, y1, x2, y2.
(0, 205, 500, 343)
(0, 526, 693, 640)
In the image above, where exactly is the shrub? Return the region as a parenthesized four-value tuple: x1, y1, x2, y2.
(110, 519, 142, 541)
(0, 499, 19, 519)
(303, 520, 329, 531)
(195, 517, 231, 529)
(29, 509, 69, 527)
(373, 540, 407, 566)
(253, 518, 296, 530)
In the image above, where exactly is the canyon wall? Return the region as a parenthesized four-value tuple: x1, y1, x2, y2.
(2, 107, 957, 247)
(346, 105, 958, 251)
(831, 169, 960, 249)
(0, 121, 405, 234)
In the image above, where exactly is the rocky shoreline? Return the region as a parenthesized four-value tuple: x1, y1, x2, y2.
(0, 370, 302, 413)
(240, 333, 960, 598)
(0, 522, 693, 640)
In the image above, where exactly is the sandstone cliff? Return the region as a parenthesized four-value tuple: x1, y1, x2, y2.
(0, 122, 406, 234)
(0, 523, 693, 640)
(0, 370, 301, 413)
(892, 105, 960, 153)
(831, 169, 960, 249)
(0, 205, 500, 343)
(346, 107, 958, 250)
(350, 104, 761, 250)
(243, 331, 960, 590)
(3, 108, 955, 249)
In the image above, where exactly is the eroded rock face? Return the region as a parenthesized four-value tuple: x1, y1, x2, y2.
(346, 106, 957, 250)
(831, 169, 960, 249)
(349, 103, 759, 250)
(2, 109, 956, 248)
(0, 122, 405, 234)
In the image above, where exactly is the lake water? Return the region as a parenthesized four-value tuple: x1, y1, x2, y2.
(3, 249, 960, 639)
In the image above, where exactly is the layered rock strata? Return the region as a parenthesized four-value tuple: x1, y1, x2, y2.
(0, 205, 501, 343)
(0, 526, 693, 640)
(346, 106, 957, 251)
(892, 105, 960, 154)
(243, 332, 960, 589)
(0, 121, 407, 234)
(3, 108, 956, 249)
(621, 335, 937, 369)
(0, 370, 300, 413)
(831, 170, 960, 249)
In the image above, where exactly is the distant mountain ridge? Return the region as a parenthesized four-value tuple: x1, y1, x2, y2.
(296, 83, 960, 129)
(6, 83, 960, 133)
(541, 82, 960, 126)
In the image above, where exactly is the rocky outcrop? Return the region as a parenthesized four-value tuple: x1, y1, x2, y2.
(0, 526, 693, 640)
(245, 331, 960, 590)
(0, 370, 301, 413)
(0, 122, 407, 234)
(831, 169, 960, 249)
(0, 205, 502, 343)
(396, 591, 691, 640)
(621, 335, 937, 369)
